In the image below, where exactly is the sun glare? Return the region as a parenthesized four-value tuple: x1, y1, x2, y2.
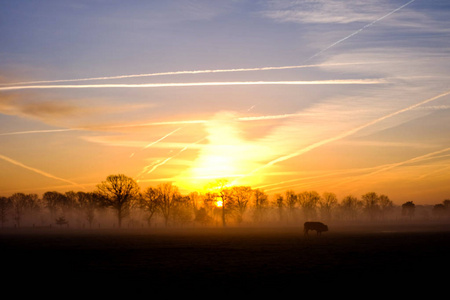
(174, 111, 267, 193)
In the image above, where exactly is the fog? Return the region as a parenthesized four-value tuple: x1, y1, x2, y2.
(2, 201, 449, 235)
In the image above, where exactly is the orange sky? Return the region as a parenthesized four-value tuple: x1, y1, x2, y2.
(1, 1, 449, 205)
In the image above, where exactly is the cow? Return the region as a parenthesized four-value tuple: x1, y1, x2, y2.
(304, 221, 328, 236)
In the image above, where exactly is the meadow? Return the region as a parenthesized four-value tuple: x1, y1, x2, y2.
(1, 222, 449, 294)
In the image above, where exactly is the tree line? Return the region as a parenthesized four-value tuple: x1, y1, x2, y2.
(0, 174, 449, 229)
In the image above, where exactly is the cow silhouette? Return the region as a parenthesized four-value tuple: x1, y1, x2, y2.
(304, 222, 328, 236)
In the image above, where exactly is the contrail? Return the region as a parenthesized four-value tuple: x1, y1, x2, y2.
(0, 112, 309, 136)
(333, 146, 450, 187)
(305, 0, 415, 62)
(1, 62, 377, 86)
(143, 127, 183, 150)
(251, 89, 450, 175)
(136, 137, 206, 179)
(0, 153, 83, 188)
(0, 79, 385, 91)
(129, 127, 182, 158)
(0, 128, 80, 136)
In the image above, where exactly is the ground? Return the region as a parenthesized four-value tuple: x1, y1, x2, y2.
(1, 223, 449, 294)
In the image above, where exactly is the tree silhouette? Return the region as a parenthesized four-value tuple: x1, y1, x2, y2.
(0, 173, 436, 229)
(432, 203, 446, 218)
(171, 195, 194, 226)
(139, 187, 160, 227)
(9, 193, 39, 228)
(361, 192, 380, 220)
(0, 196, 12, 228)
(208, 179, 231, 227)
(320, 192, 338, 221)
(379, 194, 394, 219)
(275, 193, 284, 222)
(253, 189, 269, 223)
(96, 174, 140, 228)
(55, 216, 68, 227)
(154, 182, 181, 227)
(285, 190, 298, 222)
(401, 201, 415, 219)
(339, 195, 362, 220)
(76, 192, 101, 228)
(43, 191, 68, 219)
(229, 186, 253, 224)
(299, 191, 320, 221)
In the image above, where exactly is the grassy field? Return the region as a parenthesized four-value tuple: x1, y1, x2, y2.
(1, 223, 449, 294)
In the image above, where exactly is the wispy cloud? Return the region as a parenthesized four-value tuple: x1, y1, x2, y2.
(304, 0, 416, 62)
(261, 0, 415, 24)
(0, 94, 81, 120)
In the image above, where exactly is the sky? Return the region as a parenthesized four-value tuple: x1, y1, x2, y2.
(1, 0, 449, 205)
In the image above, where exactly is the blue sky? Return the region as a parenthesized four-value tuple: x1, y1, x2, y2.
(1, 0, 449, 204)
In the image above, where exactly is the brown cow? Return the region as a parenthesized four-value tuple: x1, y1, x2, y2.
(304, 222, 328, 236)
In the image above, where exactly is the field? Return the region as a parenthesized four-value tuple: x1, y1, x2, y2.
(1, 222, 449, 294)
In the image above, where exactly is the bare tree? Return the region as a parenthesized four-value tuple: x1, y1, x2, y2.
(253, 189, 269, 223)
(139, 187, 160, 227)
(208, 179, 232, 227)
(361, 192, 380, 220)
(339, 195, 362, 220)
(432, 203, 446, 219)
(298, 191, 320, 221)
(9, 193, 39, 228)
(202, 192, 218, 224)
(96, 174, 140, 228)
(155, 182, 181, 227)
(229, 186, 253, 224)
(285, 190, 298, 222)
(76, 192, 101, 228)
(171, 195, 194, 226)
(401, 201, 415, 219)
(274, 193, 284, 222)
(42, 191, 68, 219)
(0, 196, 12, 228)
(379, 194, 393, 219)
(320, 192, 338, 221)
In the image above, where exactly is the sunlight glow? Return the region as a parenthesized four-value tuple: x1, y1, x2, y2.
(173, 112, 269, 193)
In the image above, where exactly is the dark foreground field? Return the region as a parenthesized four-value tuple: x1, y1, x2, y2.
(1, 223, 449, 294)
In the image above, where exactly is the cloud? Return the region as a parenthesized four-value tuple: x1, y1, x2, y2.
(0, 94, 80, 121)
(261, 0, 414, 24)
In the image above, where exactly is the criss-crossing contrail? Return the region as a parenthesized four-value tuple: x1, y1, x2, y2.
(327, 146, 450, 189)
(250, 89, 450, 177)
(143, 128, 183, 150)
(0, 153, 83, 188)
(0, 111, 326, 136)
(305, 0, 416, 62)
(129, 127, 182, 158)
(136, 137, 207, 180)
(0, 79, 384, 91)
